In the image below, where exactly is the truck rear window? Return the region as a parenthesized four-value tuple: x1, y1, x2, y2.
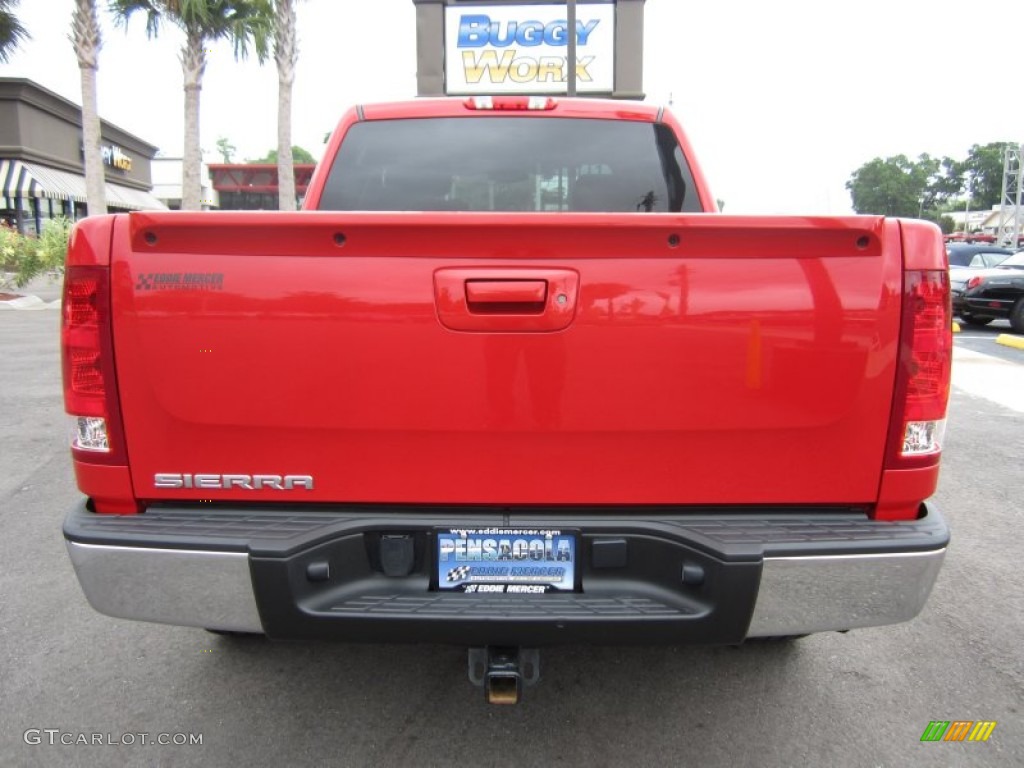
(318, 117, 701, 213)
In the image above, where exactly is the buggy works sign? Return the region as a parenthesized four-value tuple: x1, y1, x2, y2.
(444, 4, 615, 95)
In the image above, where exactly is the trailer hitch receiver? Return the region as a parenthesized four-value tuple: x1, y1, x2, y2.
(468, 647, 540, 705)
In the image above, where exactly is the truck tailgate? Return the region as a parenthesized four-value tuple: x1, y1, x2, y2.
(110, 211, 902, 506)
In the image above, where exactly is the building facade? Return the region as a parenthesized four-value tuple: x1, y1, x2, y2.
(151, 157, 219, 211)
(0, 78, 166, 235)
(208, 164, 316, 210)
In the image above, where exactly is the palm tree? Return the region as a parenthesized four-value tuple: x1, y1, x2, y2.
(0, 0, 28, 63)
(110, 1, 271, 210)
(72, 0, 106, 216)
(273, 0, 296, 211)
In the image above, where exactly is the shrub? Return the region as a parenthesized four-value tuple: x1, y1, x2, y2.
(0, 217, 73, 290)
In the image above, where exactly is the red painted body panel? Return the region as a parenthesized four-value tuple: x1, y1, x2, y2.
(106, 210, 904, 507)
(65, 99, 947, 516)
(900, 218, 952, 272)
(65, 215, 114, 268)
(72, 463, 137, 514)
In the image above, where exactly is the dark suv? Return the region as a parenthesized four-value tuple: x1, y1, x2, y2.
(946, 244, 1012, 268)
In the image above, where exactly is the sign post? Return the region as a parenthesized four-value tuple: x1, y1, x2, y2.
(567, 0, 576, 97)
(413, 0, 646, 99)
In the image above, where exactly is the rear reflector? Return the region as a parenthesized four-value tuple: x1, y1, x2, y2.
(885, 270, 952, 469)
(70, 348, 104, 396)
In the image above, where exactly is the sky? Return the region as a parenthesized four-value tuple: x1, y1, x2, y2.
(1, 0, 1021, 214)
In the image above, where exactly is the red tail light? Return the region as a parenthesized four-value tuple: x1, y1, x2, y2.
(966, 276, 984, 290)
(884, 270, 952, 471)
(61, 265, 127, 464)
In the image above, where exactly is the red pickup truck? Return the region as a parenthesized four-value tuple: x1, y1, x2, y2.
(62, 97, 951, 703)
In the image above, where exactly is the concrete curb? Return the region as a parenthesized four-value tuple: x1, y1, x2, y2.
(0, 295, 60, 311)
(995, 334, 1024, 351)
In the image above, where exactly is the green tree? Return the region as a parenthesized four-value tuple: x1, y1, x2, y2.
(72, 0, 107, 216)
(849, 142, 1020, 225)
(215, 136, 236, 162)
(928, 156, 966, 207)
(846, 154, 940, 218)
(110, 0, 272, 210)
(962, 142, 1016, 211)
(251, 145, 314, 164)
(914, 153, 949, 215)
(0, 0, 29, 62)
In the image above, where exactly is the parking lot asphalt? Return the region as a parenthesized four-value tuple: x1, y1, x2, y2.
(954, 318, 1024, 364)
(1, 308, 1022, 767)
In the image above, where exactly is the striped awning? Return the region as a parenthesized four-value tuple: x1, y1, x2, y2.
(0, 159, 167, 211)
(20, 163, 88, 204)
(106, 182, 167, 211)
(0, 160, 42, 206)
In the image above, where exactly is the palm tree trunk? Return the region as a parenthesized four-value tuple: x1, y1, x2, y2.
(79, 66, 106, 216)
(73, 0, 105, 217)
(181, 26, 206, 211)
(275, 0, 297, 211)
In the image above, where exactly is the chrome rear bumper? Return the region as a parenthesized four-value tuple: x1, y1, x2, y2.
(746, 549, 945, 637)
(65, 502, 949, 640)
(66, 542, 264, 633)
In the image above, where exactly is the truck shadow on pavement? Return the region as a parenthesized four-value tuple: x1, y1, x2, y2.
(183, 635, 809, 763)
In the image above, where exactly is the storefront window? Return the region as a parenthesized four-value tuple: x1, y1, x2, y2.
(19, 197, 37, 236)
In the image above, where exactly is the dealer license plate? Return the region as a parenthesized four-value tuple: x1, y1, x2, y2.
(436, 528, 576, 593)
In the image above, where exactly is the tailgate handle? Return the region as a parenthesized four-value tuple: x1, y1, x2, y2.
(465, 280, 547, 309)
(434, 268, 579, 332)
